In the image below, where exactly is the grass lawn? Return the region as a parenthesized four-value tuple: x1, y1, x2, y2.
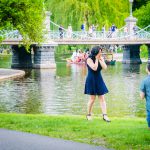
(0, 113, 150, 150)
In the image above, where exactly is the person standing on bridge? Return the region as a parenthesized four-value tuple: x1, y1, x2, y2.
(133, 24, 138, 39)
(88, 25, 93, 37)
(140, 64, 150, 130)
(59, 25, 64, 39)
(102, 25, 106, 38)
(111, 24, 117, 38)
(111, 24, 117, 32)
(81, 23, 85, 31)
(67, 24, 72, 38)
(84, 46, 111, 122)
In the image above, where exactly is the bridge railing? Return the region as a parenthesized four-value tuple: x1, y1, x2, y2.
(0, 24, 150, 41)
(49, 30, 150, 40)
(0, 30, 22, 40)
(49, 20, 150, 41)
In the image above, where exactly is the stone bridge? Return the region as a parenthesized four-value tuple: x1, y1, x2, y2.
(0, 10, 150, 68)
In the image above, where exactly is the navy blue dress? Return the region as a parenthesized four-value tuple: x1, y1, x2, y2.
(84, 57, 108, 95)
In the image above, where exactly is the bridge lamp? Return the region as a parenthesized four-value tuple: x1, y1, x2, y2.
(129, 0, 134, 17)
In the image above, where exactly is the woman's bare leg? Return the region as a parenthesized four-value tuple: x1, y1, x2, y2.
(98, 95, 110, 122)
(98, 95, 107, 114)
(86, 95, 96, 120)
(87, 95, 96, 115)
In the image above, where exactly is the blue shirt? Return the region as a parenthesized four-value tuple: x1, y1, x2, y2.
(111, 25, 116, 32)
(140, 75, 150, 111)
(81, 24, 85, 30)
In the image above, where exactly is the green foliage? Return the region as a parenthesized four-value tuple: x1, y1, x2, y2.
(0, 0, 45, 46)
(133, 0, 149, 10)
(134, 2, 150, 27)
(140, 45, 148, 59)
(117, 47, 123, 53)
(45, 0, 129, 30)
(0, 114, 150, 150)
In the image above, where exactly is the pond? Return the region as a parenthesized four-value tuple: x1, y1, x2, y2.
(0, 54, 147, 117)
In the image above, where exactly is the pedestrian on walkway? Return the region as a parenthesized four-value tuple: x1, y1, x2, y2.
(88, 25, 93, 37)
(133, 24, 138, 34)
(81, 23, 85, 31)
(111, 24, 117, 32)
(124, 26, 128, 36)
(111, 24, 117, 38)
(84, 46, 111, 122)
(67, 24, 72, 38)
(59, 25, 64, 39)
(140, 64, 150, 130)
(81, 22, 86, 39)
(102, 25, 106, 38)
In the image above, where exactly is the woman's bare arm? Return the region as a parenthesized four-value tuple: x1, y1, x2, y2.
(87, 58, 99, 71)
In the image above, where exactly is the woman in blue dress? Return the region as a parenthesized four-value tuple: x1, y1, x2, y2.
(84, 46, 110, 122)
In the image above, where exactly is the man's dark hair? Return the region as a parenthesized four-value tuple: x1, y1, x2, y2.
(147, 64, 150, 72)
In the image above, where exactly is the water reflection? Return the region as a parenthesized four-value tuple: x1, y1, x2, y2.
(122, 64, 140, 74)
(0, 62, 147, 117)
(0, 55, 12, 68)
(0, 78, 42, 113)
(53, 63, 87, 115)
(56, 63, 71, 77)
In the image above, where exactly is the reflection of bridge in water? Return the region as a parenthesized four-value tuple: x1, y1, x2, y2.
(0, 10, 150, 68)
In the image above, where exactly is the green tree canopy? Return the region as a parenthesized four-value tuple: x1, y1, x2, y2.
(0, 0, 45, 46)
(133, 0, 149, 10)
(134, 1, 150, 28)
(45, 0, 129, 31)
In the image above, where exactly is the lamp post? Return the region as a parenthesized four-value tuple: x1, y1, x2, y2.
(125, 0, 137, 37)
(122, 0, 141, 64)
(129, 0, 134, 17)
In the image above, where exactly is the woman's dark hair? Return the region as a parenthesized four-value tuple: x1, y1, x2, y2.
(147, 64, 150, 72)
(89, 46, 102, 59)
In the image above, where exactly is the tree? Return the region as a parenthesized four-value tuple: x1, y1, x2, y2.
(133, 0, 149, 10)
(134, 1, 150, 28)
(45, 0, 129, 31)
(0, 0, 45, 47)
